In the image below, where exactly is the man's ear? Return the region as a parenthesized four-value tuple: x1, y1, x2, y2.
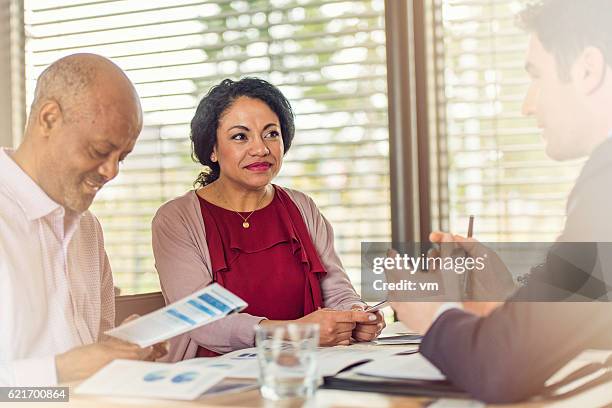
(36, 100, 63, 136)
(574, 46, 607, 95)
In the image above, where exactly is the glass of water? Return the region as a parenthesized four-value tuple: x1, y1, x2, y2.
(255, 323, 320, 400)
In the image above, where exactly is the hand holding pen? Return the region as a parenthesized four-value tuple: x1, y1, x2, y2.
(429, 217, 516, 305)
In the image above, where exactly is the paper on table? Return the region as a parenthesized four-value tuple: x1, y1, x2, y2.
(181, 345, 407, 379)
(374, 334, 423, 345)
(317, 346, 403, 377)
(355, 353, 445, 381)
(75, 360, 227, 400)
(380, 321, 414, 336)
(105, 283, 247, 347)
(201, 380, 259, 398)
(178, 349, 259, 379)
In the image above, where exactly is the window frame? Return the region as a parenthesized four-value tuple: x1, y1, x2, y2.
(384, 0, 431, 244)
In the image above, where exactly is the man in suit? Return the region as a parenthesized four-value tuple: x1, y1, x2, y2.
(391, 0, 612, 402)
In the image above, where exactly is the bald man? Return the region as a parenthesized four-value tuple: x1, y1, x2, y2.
(0, 54, 161, 386)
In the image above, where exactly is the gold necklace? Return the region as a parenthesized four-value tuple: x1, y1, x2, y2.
(215, 184, 269, 229)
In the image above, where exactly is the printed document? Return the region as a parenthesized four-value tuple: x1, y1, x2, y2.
(75, 360, 227, 400)
(105, 283, 247, 347)
(180, 345, 407, 379)
(355, 353, 445, 381)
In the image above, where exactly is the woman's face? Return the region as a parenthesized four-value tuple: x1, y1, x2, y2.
(213, 96, 284, 190)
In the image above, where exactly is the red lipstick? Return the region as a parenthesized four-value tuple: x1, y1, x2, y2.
(245, 162, 272, 171)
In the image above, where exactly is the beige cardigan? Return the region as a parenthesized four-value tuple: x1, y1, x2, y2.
(152, 186, 364, 361)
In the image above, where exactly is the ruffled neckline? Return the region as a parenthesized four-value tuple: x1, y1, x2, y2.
(198, 185, 310, 274)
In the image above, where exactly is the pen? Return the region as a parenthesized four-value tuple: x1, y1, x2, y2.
(366, 300, 388, 312)
(463, 215, 475, 297)
(467, 215, 474, 238)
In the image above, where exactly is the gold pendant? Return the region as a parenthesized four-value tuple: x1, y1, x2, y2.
(242, 221, 250, 228)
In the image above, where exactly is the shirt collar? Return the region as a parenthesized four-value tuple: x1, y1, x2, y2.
(0, 147, 64, 221)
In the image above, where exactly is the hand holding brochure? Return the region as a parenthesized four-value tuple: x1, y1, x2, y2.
(106, 283, 247, 347)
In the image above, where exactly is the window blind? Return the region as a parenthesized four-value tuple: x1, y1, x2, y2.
(2, 0, 25, 147)
(23, 0, 391, 293)
(428, 0, 583, 241)
(0, 0, 12, 146)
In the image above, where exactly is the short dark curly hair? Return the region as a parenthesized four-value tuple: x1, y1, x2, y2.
(191, 77, 295, 187)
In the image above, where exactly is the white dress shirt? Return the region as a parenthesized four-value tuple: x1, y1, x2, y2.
(0, 148, 114, 386)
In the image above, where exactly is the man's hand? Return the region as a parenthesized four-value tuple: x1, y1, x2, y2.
(147, 341, 169, 361)
(462, 301, 501, 316)
(383, 247, 449, 334)
(429, 231, 516, 301)
(382, 248, 457, 304)
(56, 314, 169, 383)
(55, 339, 153, 383)
(111, 314, 169, 361)
(390, 301, 444, 335)
(351, 305, 385, 342)
(296, 308, 378, 346)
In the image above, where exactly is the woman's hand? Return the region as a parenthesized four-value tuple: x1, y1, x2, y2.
(297, 308, 377, 346)
(350, 305, 385, 342)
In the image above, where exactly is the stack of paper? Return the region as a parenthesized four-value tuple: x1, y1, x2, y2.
(76, 345, 416, 400)
(374, 334, 423, 345)
(180, 345, 412, 379)
(354, 353, 445, 381)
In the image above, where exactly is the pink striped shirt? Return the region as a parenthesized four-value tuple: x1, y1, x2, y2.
(0, 148, 114, 386)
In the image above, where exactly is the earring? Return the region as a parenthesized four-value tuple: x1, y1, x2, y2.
(210, 154, 217, 162)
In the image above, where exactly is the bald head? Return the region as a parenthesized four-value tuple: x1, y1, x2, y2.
(28, 53, 141, 130)
(15, 53, 143, 213)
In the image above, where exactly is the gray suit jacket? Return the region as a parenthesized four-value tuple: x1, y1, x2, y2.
(420, 138, 612, 403)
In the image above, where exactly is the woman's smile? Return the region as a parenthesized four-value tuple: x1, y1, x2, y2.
(244, 161, 272, 172)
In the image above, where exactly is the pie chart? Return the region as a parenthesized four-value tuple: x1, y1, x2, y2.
(143, 370, 169, 382)
(171, 371, 199, 383)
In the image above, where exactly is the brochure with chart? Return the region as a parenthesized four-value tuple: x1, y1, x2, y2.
(75, 360, 229, 400)
(76, 352, 260, 400)
(105, 283, 247, 347)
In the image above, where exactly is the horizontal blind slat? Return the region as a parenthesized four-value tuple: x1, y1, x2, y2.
(24, 0, 391, 294)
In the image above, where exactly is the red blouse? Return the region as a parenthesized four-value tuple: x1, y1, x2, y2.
(196, 185, 326, 356)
